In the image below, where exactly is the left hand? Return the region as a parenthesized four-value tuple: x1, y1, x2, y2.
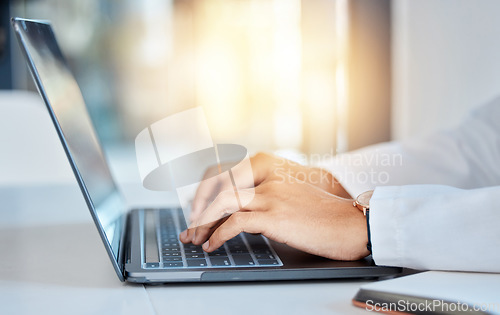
(179, 172, 370, 261)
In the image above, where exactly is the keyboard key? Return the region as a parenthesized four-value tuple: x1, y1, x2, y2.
(208, 246, 226, 253)
(161, 230, 175, 234)
(162, 247, 181, 252)
(163, 252, 181, 257)
(257, 259, 279, 266)
(184, 244, 202, 249)
(208, 251, 227, 256)
(184, 248, 203, 254)
(163, 262, 184, 268)
(164, 238, 179, 243)
(232, 254, 255, 266)
(250, 244, 270, 250)
(255, 254, 275, 260)
(163, 256, 182, 262)
(226, 235, 242, 243)
(162, 243, 180, 248)
(162, 236, 178, 241)
(226, 242, 242, 247)
(187, 259, 208, 267)
(253, 249, 272, 255)
(145, 263, 160, 268)
(178, 218, 188, 230)
(230, 249, 249, 254)
(244, 233, 267, 243)
(210, 257, 231, 266)
(186, 253, 205, 259)
(161, 231, 176, 235)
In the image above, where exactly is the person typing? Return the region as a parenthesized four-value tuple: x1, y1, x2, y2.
(180, 97, 500, 273)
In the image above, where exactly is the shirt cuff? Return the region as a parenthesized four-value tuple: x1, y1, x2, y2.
(369, 186, 403, 267)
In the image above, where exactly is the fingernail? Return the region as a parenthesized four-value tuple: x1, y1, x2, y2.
(202, 240, 210, 251)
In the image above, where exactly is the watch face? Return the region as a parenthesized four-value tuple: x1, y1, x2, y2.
(357, 190, 374, 207)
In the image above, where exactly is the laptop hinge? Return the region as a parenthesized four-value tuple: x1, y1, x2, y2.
(118, 211, 133, 277)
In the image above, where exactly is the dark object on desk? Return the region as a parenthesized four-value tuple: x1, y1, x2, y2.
(11, 17, 401, 283)
(352, 271, 498, 315)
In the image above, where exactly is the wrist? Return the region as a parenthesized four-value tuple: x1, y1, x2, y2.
(342, 199, 371, 260)
(352, 208, 371, 259)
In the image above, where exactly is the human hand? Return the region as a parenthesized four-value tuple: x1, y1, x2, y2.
(190, 152, 350, 222)
(180, 172, 369, 261)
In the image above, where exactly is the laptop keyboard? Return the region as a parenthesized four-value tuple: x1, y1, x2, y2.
(143, 208, 282, 269)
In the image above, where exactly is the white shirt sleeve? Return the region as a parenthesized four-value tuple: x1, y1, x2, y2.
(370, 185, 500, 272)
(314, 96, 500, 272)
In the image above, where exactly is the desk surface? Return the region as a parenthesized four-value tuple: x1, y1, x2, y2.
(0, 184, 377, 315)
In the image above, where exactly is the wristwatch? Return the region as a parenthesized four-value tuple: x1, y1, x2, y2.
(354, 190, 374, 253)
(353, 190, 374, 215)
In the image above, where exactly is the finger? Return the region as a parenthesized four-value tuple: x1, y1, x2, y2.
(192, 188, 262, 230)
(192, 152, 276, 222)
(180, 216, 227, 244)
(179, 227, 195, 243)
(191, 159, 253, 221)
(190, 216, 227, 245)
(191, 166, 225, 220)
(192, 152, 279, 222)
(202, 211, 266, 252)
(190, 191, 241, 246)
(181, 210, 225, 244)
(191, 188, 262, 245)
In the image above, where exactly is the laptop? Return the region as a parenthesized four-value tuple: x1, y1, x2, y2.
(11, 17, 401, 283)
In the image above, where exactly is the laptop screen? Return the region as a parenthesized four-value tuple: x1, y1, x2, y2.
(12, 18, 126, 277)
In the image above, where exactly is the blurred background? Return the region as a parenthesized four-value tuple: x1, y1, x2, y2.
(1, 0, 391, 157)
(2, 0, 500, 188)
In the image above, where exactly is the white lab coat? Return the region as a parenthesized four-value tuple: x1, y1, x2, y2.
(316, 97, 500, 272)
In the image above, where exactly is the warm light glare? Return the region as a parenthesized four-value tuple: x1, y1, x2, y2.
(271, 0, 302, 149)
(116, 0, 350, 154)
(335, 0, 349, 153)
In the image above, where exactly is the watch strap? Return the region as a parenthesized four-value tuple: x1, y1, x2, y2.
(366, 210, 372, 253)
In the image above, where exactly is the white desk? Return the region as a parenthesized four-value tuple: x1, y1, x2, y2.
(0, 91, 375, 314)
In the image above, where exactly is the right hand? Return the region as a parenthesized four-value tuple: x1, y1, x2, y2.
(181, 171, 368, 261)
(189, 152, 350, 222)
